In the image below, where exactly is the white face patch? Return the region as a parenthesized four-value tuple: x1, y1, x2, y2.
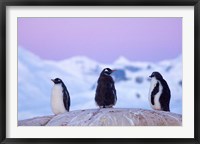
(51, 84, 66, 115)
(105, 69, 109, 72)
(148, 77, 163, 110)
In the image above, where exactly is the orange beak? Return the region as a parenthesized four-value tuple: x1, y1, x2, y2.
(112, 69, 117, 72)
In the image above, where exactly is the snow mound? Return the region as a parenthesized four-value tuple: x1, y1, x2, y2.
(18, 108, 182, 126)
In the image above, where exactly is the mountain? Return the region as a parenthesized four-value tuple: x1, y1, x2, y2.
(18, 47, 182, 120)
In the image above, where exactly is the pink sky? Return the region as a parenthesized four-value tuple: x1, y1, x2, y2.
(18, 18, 182, 63)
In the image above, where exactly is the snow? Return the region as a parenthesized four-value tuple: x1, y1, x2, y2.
(18, 47, 182, 120)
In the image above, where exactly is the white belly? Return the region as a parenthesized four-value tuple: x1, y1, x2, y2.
(148, 77, 163, 110)
(51, 84, 66, 115)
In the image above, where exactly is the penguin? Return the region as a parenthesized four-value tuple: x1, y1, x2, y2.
(51, 78, 70, 114)
(148, 71, 171, 111)
(95, 68, 117, 108)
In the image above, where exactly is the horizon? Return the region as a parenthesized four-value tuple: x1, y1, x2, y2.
(19, 46, 182, 64)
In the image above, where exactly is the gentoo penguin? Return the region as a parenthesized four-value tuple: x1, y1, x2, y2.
(51, 78, 70, 114)
(148, 72, 171, 111)
(95, 68, 117, 108)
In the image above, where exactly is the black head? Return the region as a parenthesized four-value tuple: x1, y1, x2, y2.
(100, 68, 116, 76)
(51, 78, 63, 84)
(149, 71, 163, 80)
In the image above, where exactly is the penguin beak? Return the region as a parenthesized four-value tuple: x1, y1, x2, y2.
(51, 79, 55, 82)
(111, 69, 117, 73)
(149, 74, 153, 78)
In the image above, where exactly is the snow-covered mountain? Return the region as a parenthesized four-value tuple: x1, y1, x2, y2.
(18, 47, 182, 120)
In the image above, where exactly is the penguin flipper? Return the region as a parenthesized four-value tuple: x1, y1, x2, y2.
(151, 82, 159, 105)
(105, 81, 117, 106)
(160, 80, 171, 111)
(95, 81, 104, 107)
(111, 83, 117, 105)
(63, 90, 70, 111)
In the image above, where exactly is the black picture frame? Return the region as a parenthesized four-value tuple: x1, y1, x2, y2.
(0, 0, 199, 144)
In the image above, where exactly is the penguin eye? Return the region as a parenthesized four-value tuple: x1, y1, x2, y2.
(55, 79, 61, 82)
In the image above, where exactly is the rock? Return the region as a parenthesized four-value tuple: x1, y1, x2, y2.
(18, 108, 182, 126)
(112, 69, 128, 82)
(179, 80, 182, 87)
(135, 76, 144, 84)
(18, 115, 54, 126)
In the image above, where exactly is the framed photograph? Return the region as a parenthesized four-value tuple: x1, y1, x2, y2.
(0, 0, 199, 143)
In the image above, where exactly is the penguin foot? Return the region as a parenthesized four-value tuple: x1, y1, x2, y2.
(105, 105, 113, 108)
(99, 105, 114, 108)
